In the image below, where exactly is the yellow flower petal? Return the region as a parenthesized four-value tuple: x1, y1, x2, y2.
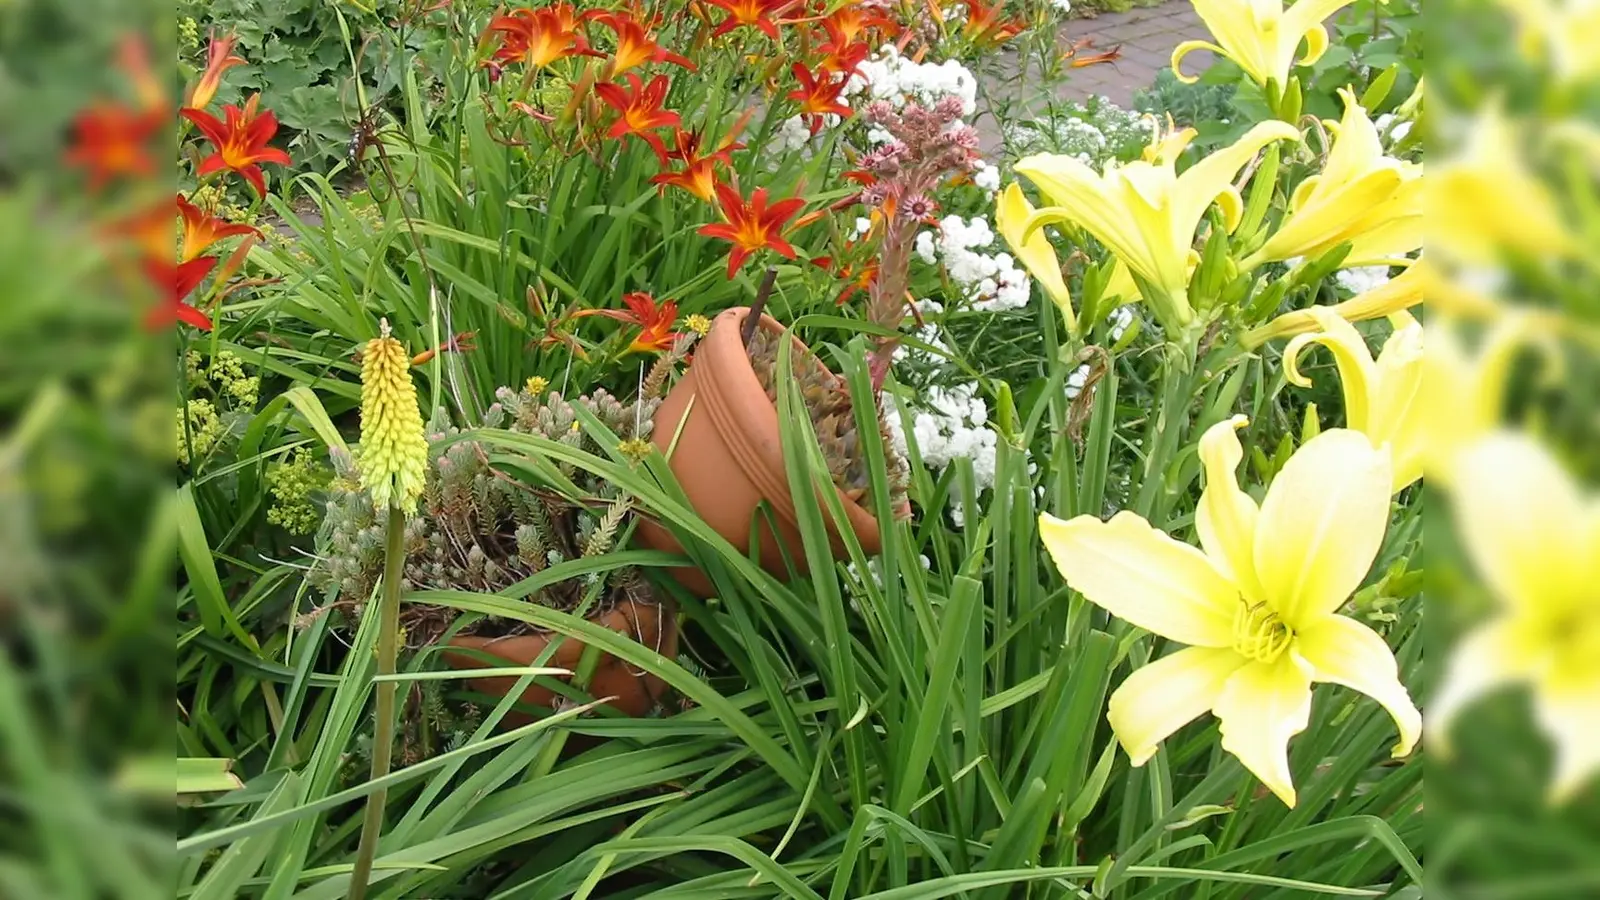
(1196, 415, 1265, 602)
(1172, 120, 1302, 249)
(1533, 667, 1600, 804)
(1254, 429, 1392, 626)
(1283, 308, 1377, 432)
(1294, 614, 1422, 757)
(1214, 654, 1315, 807)
(1038, 511, 1238, 647)
(1170, 39, 1227, 83)
(996, 183, 1075, 329)
(1450, 432, 1595, 614)
(1365, 317, 1425, 491)
(1108, 645, 1247, 766)
(1428, 616, 1543, 756)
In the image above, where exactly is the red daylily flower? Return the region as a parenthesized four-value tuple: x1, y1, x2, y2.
(787, 62, 852, 134)
(835, 260, 878, 305)
(597, 12, 695, 74)
(178, 193, 260, 262)
(706, 0, 794, 40)
(595, 72, 681, 162)
(650, 124, 745, 201)
(814, 38, 871, 76)
(959, 0, 1026, 47)
(698, 183, 806, 278)
(820, 5, 897, 48)
(143, 256, 217, 331)
(187, 34, 246, 109)
(181, 94, 293, 196)
(485, 4, 603, 69)
(573, 292, 681, 352)
(65, 102, 163, 189)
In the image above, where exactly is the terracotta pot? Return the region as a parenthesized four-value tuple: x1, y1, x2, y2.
(442, 596, 676, 717)
(637, 307, 882, 595)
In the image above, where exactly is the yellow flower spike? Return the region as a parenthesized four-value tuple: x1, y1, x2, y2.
(358, 320, 429, 514)
(997, 183, 1076, 331)
(1172, 0, 1369, 90)
(1016, 120, 1300, 333)
(1429, 101, 1578, 263)
(1243, 259, 1428, 347)
(1243, 88, 1422, 271)
(1431, 431, 1600, 803)
(1282, 307, 1424, 492)
(1040, 422, 1420, 806)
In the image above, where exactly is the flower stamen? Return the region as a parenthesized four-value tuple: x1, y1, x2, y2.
(1232, 600, 1294, 663)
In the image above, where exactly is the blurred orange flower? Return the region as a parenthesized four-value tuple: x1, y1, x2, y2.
(178, 193, 260, 262)
(485, 4, 603, 69)
(821, 4, 899, 45)
(651, 125, 745, 201)
(787, 62, 852, 133)
(815, 38, 872, 75)
(181, 94, 293, 196)
(65, 102, 163, 189)
(144, 256, 217, 331)
(707, 0, 795, 40)
(187, 35, 246, 109)
(598, 12, 695, 74)
(574, 292, 681, 352)
(959, 0, 1025, 46)
(698, 183, 806, 278)
(595, 72, 682, 161)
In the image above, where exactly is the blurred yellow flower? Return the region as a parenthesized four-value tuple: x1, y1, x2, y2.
(996, 183, 1076, 331)
(1431, 431, 1600, 803)
(1039, 419, 1419, 806)
(1419, 313, 1542, 484)
(1016, 121, 1299, 332)
(1243, 88, 1422, 270)
(1429, 102, 1577, 263)
(1283, 308, 1423, 492)
(1243, 259, 1428, 347)
(1496, 0, 1600, 84)
(1171, 0, 1361, 90)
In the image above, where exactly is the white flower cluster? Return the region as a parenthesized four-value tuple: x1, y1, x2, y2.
(772, 114, 814, 154)
(1374, 112, 1415, 146)
(914, 215, 1030, 312)
(844, 44, 978, 117)
(1006, 98, 1155, 167)
(1051, 0, 1072, 11)
(1334, 265, 1393, 295)
(971, 159, 1001, 192)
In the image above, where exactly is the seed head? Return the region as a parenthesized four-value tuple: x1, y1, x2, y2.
(357, 320, 429, 513)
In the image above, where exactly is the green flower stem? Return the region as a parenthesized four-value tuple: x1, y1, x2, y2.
(348, 502, 404, 900)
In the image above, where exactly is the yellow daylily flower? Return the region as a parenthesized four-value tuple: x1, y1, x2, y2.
(1016, 121, 1300, 332)
(1283, 307, 1423, 493)
(1172, 0, 1365, 90)
(1039, 419, 1420, 806)
(1429, 102, 1577, 263)
(1419, 312, 1546, 485)
(1431, 431, 1600, 803)
(1496, 0, 1600, 84)
(996, 183, 1076, 332)
(1243, 88, 1422, 270)
(1242, 258, 1428, 347)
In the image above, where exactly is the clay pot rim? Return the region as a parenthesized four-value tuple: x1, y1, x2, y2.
(444, 594, 671, 652)
(699, 307, 881, 541)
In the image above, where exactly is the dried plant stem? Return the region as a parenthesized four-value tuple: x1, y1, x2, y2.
(743, 267, 778, 350)
(347, 503, 404, 900)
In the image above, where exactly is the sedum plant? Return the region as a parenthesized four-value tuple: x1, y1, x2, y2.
(309, 383, 662, 646)
(746, 325, 910, 512)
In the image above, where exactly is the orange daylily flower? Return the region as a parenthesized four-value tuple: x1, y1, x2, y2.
(651, 125, 746, 201)
(959, 0, 1026, 47)
(573, 292, 681, 352)
(820, 5, 898, 47)
(65, 102, 163, 189)
(597, 12, 695, 74)
(787, 62, 852, 134)
(187, 34, 246, 109)
(143, 256, 218, 331)
(595, 72, 682, 161)
(178, 193, 260, 262)
(707, 0, 795, 40)
(815, 38, 872, 75)
(410, 331, 478, 366)
(1063, 38, 1122, 67)
(485, 4, 603, 69)
(180, 94, 293, 196)
(698, 183, 806, 278)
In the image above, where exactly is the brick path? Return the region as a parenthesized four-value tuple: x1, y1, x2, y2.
(1059, 0, 1214, 107)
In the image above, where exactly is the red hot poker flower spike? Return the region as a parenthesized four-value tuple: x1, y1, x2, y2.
(697, 183, 806, 279)
(594, 72, 681, 162)
(181, 94, 293, 196)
